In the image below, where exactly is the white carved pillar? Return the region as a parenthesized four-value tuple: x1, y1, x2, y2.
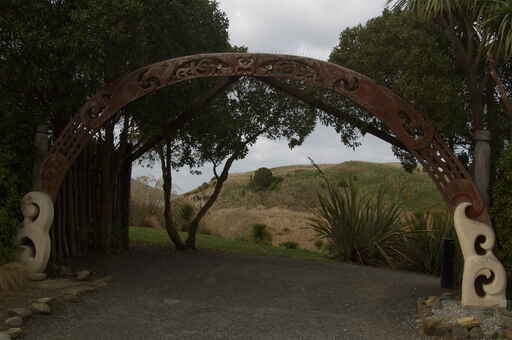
(16, 192, 54, 273)
(453, 202, 507, 308)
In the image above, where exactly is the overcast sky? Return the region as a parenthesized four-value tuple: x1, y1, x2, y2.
(133, 0, 398, 193)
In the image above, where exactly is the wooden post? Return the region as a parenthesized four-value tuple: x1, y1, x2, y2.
(32, 124, 49, 191)
(473, 129, 491, 207)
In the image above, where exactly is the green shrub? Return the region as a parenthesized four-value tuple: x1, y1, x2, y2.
(0, 146, 30, 265)
(199, 225, 212, 235)
(307, 162, 406, 267)
(178, 202, 195, 222)
(251, 223, 272, 244)
(174, 201, 196, 231)
(253, 167, 273, 189)
(314, 240, 324, 250)
(279, 241, 299, 249)
(400, 211, 463, 277)
(198, 182, 209, 192)
(0, 208, 17, 265)
(249, 168, 282, 191)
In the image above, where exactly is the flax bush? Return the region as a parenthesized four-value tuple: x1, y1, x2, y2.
(308, 164, 407, 268)
(400, 211, 463, 277)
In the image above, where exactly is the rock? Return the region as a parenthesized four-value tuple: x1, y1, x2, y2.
(30, 302, 51, 314)
(6, 328, 22, 339)
(0, 332, 11, 340)
(37, 297, 55, 304)
(452, 324, 469, 339)
(27, 272, 47, 281)
(504, 328, 512, 339)
(63, 285, 97, 297)
(421, 318, 441, 336)
(499, 312, 512, 329)
(76, 270, 91, 281)
(457, 316, 481, 328)
(434, 322, 454, 337)
(425, 296, 443, 309)
(61, 293, 80, 303)
(421, 318, 452, 336)
(7, 308, 31, 319)
(469, 326, 484, 339)
(441, 291, 455, 299)
(92, 279, 107, 288)
(4, 317, 22, 328)
(28, 278, 77, 290)
(417, 298, 433, 317)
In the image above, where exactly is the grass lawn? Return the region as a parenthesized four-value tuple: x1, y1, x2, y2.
(129, 226, 328, 262)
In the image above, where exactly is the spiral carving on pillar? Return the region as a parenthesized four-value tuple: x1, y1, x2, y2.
(16, 192, 54, 273)
(454, 202, 507, 308)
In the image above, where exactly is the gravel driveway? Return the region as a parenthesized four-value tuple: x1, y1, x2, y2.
(25, 244, 445, 339)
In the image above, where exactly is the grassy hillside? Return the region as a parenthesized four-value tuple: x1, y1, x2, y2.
(188, 161, 444, 213)
(183, 161, 445, 251)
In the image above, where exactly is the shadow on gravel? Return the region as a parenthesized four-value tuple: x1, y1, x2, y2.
(25, 244, 446, 340)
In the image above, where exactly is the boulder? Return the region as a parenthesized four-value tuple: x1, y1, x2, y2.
(4, 317, 22, 328)
(6, 329, 21, 339)
(7, 308, 31, 319)
(30, 302, 51, 315)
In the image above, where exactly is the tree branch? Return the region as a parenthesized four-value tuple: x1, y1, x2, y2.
(257, 77, 407, 151)
(127, 76, 241, 163)
(185, 152, 238, 249)
(488, 56, 512, 119)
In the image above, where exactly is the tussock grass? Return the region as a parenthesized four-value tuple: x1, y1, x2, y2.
(202, 207, 318, 250)
(0, 262, 27, 291)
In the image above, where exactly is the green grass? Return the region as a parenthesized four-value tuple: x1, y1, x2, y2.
(129, 226, 328, 261)
(208, 161, 444, 214)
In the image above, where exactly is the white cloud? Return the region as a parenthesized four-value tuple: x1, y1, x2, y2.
(219, 0, 387, 60)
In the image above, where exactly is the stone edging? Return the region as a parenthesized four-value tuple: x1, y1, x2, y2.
(0, 270, 110, 339)
(417, 293, 512, 339)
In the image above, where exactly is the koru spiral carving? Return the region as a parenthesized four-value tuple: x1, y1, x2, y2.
(35, 53, 506, 307)
(454, 202, 507, 308)
(16, 192, 54, 273)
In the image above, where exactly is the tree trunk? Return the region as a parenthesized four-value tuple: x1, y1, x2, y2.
(32, 124, 49, 191)
(186, 154, 237, 249)
(474, 130, 492, 207)
(157, 142, 186, 250)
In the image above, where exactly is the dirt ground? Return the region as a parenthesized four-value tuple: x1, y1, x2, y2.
(18, 243, 447, 339)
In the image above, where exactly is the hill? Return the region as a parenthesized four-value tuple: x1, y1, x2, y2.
(182, 161, 445, 251)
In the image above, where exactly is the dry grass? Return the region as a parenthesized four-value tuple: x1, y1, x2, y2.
(202, 207, 318, 250)
(182, 161, 444, 251)
(0, 262, 27, 291)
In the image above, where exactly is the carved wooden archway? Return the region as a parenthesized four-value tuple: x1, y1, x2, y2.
(33, 53, 505, 307)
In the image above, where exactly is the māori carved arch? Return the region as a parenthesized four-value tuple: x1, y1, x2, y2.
(32, 53, 506, 307)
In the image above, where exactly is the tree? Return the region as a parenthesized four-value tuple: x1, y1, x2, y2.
(157, 77, 317, 249)
(0, 0, 231, 259)
(329, 9, 470, 171)
(386, 0, 512, 205)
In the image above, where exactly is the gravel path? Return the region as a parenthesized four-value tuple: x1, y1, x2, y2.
(25, 244, 446, 340)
